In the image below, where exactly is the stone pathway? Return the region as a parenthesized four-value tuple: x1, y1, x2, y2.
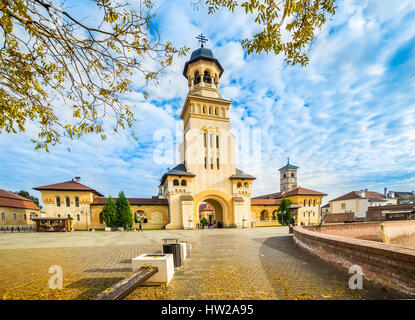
(0, 228, 400, 299)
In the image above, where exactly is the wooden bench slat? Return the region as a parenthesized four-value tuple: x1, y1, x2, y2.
(94, 266, 158, 300)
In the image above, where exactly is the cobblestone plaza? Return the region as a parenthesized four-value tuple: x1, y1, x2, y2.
(0, 227, 399, 300)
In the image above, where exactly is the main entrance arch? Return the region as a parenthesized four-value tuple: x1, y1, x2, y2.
(193, 191, 232, 228)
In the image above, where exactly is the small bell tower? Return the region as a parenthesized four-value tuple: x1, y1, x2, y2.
(279, 158, 298, 193)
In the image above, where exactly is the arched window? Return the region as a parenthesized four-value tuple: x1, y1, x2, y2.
(194, 71, 201, 84)
(244, 182, 249, 188)
(99, 212, 104, 224)
(303, 199, 306, 206)
(181, 179, 187, 186)
(173, 179, 179, 186)
(209, 107, 212, 115)
(283, 173, 287, 178)
(77, 214, 80, 221)
(202, 106, 206, 113)
(313, 200, 316, 207)
(56, 196, 61, 207)
(24, 214, 27, 220)
(204, 157, 207, 169)
(75, 196, 80, 207)
(272, 210, 278, 220)
(1, 212, 5, 221)
(216, 134, 219, 148)
(217, 158, 220, 169)
(13, 213, 17, 221)
(260, 210, 269, 221)
(66, 196, 70, 207)
(57, 214, 61, 217)
(215, 108, 218, 115)
(135, 210, 147, 224)
(203, 132, 207, 147)
(291, 173, 295, 177)
(237, 182, 242, 188)
(204, 70, 211, 83)
(308, 199, 311, 206)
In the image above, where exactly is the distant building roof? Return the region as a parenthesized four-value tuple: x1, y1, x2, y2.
(229, 169, 256, 180)
(160, 163, 196, 185)
(199, 203, 214, 211)
(0, 189, 40, 210)
(91, 197, 168, 206)
(329, 190, 386, 202)
(255, 187, 326, 199)
(33, 180, 104, 197)
(322, 203, 330, 208)
(251, 198, 281, 206)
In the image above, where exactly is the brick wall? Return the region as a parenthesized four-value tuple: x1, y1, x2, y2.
(367, 204, 415, 221)
(307, 223, 382, 242)
(293, 226, 415, 297)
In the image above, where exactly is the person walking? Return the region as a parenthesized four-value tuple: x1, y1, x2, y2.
(139, 221, 143, 232)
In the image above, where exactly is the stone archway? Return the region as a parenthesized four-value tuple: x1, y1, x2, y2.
(195, 195, 230, 228)
(198, 198, 224, 228)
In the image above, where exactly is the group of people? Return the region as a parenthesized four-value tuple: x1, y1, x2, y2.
(197, 222, 215, 229)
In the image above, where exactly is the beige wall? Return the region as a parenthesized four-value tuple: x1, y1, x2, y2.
(251, 205, 280, 227)
(330, 198, 368, 217)
(0, 206, 38, 226)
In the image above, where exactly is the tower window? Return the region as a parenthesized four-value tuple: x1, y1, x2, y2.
(66, 196, 70, 207)
(203, 132, 207, 148)
(194, 71, 201, 85)
(173, 179, 179, 186)
(291, 173, 294, 177)
(56, 196, 61, 207)
(75, 196, 80, 207)
(308, 199, 311, 206)
(181, 179, 187, 186)
(204, 71, 211, 84)
(215, 108, 218, 115)
(210, 133, 213, 148)
(217, 158, 220, 169)
(283, 173, 286, 178)
(216, 135, 219, 148)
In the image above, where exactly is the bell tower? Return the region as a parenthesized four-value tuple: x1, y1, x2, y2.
(279, 158, 298, 193)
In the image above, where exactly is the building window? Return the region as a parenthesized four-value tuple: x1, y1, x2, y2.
(283, 173, 287, 178)
(291, 173, 294, 177)
(181, 179, 187, 186)
(216, 135, 219, 148)
(173, 179, 179, 186)
(75, 197, 80, 207)
(237, 182, 242, 188)
(99, 212, 104, 224)
(272, 211, 277, 220)
(217, 158, 220, 169)
(313, 200, 316, 207)
(56, 196, 61, 207)
(210, 133, 213, 147)
(303, 200, 306, 206)
(24, 214, 27, 220)
(209, 107, 212, 115)
(66, 196, 70, 207)
(204, 157, 207, 169)
(308, 199, 311, 206)
(203, 132, 207, 147)
(77, 214, 80, 221)
(194, 71, 200, 85)
(204, 70, 211, 84)
(58, 214, 61, 217)
(215, 108, 218, 115)
(1, 212, 5, 220)
(13, 213, 17, 221)
(260, 210, 269, 221)
(341, 203, 346, 210)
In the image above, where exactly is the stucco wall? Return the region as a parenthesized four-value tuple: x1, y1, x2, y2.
(293, 224, 415, 297)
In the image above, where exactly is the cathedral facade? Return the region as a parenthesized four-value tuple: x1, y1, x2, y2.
(33, 44, 326, 230)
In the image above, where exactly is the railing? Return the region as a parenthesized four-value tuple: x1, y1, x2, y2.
(0, 225, 35, 233)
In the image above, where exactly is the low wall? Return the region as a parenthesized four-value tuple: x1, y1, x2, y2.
(293, 225, 415, 297)
(383, 220, 415, 246)
(307, 223, 382, 242)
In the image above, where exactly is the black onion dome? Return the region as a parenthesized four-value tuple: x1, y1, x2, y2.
(183, 47, 224, 78)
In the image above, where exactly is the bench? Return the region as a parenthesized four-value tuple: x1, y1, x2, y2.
(93, 266, 158, 300)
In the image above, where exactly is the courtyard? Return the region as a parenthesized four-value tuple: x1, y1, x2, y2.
(0, 227, 399, 300)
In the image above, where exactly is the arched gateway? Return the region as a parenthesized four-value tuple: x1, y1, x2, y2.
(156, 37, 256, 229)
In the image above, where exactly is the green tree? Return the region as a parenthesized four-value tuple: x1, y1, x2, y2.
(14, 190, 41, 209)
(115, 191, 133, 228)
(1, 0, 336, 151)
(277, 197, 294, 226)
(101, 196, 117, 229)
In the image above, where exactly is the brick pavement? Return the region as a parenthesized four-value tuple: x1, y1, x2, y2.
(0, 228, 400, 300)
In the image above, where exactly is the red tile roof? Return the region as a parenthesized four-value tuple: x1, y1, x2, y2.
(91, 197, 168, 206)
(33, 180, 104, 197)
(253, 192, 282, 199)
(0, 189, 40, 210)
(330, 190, 386, 202)
(281, 187, 327, 197)
(251, 198, 281, 205)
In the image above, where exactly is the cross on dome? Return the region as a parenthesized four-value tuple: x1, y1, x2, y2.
(196, 33, 208, 48)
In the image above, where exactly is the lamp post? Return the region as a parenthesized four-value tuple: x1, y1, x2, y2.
(188, 217, 193, 229)
(242, 216, 247, 229)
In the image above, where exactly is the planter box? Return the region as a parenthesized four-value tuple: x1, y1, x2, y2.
(179, 242, 190, 261)
(105, 227, 111, 232)
(132, 253, 174, 284)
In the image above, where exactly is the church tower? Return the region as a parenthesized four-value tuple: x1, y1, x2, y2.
(161, 34, 255, 230)
(279, 158, 298, 193)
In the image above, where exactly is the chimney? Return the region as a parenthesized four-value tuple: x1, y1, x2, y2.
(384, 187, 387, 197)
(360, 190, 366, 198)
(75, 177, 81, 182)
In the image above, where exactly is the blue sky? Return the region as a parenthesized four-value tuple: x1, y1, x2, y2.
(1, 0, 415, 206)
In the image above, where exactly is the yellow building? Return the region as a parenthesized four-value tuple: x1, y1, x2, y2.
(33, 40, 326, 230)
(0, 189, 39, 227)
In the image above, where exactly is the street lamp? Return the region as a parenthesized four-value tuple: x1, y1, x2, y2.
(242, 216, 247, 228)
(188, 217, 193, 229)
